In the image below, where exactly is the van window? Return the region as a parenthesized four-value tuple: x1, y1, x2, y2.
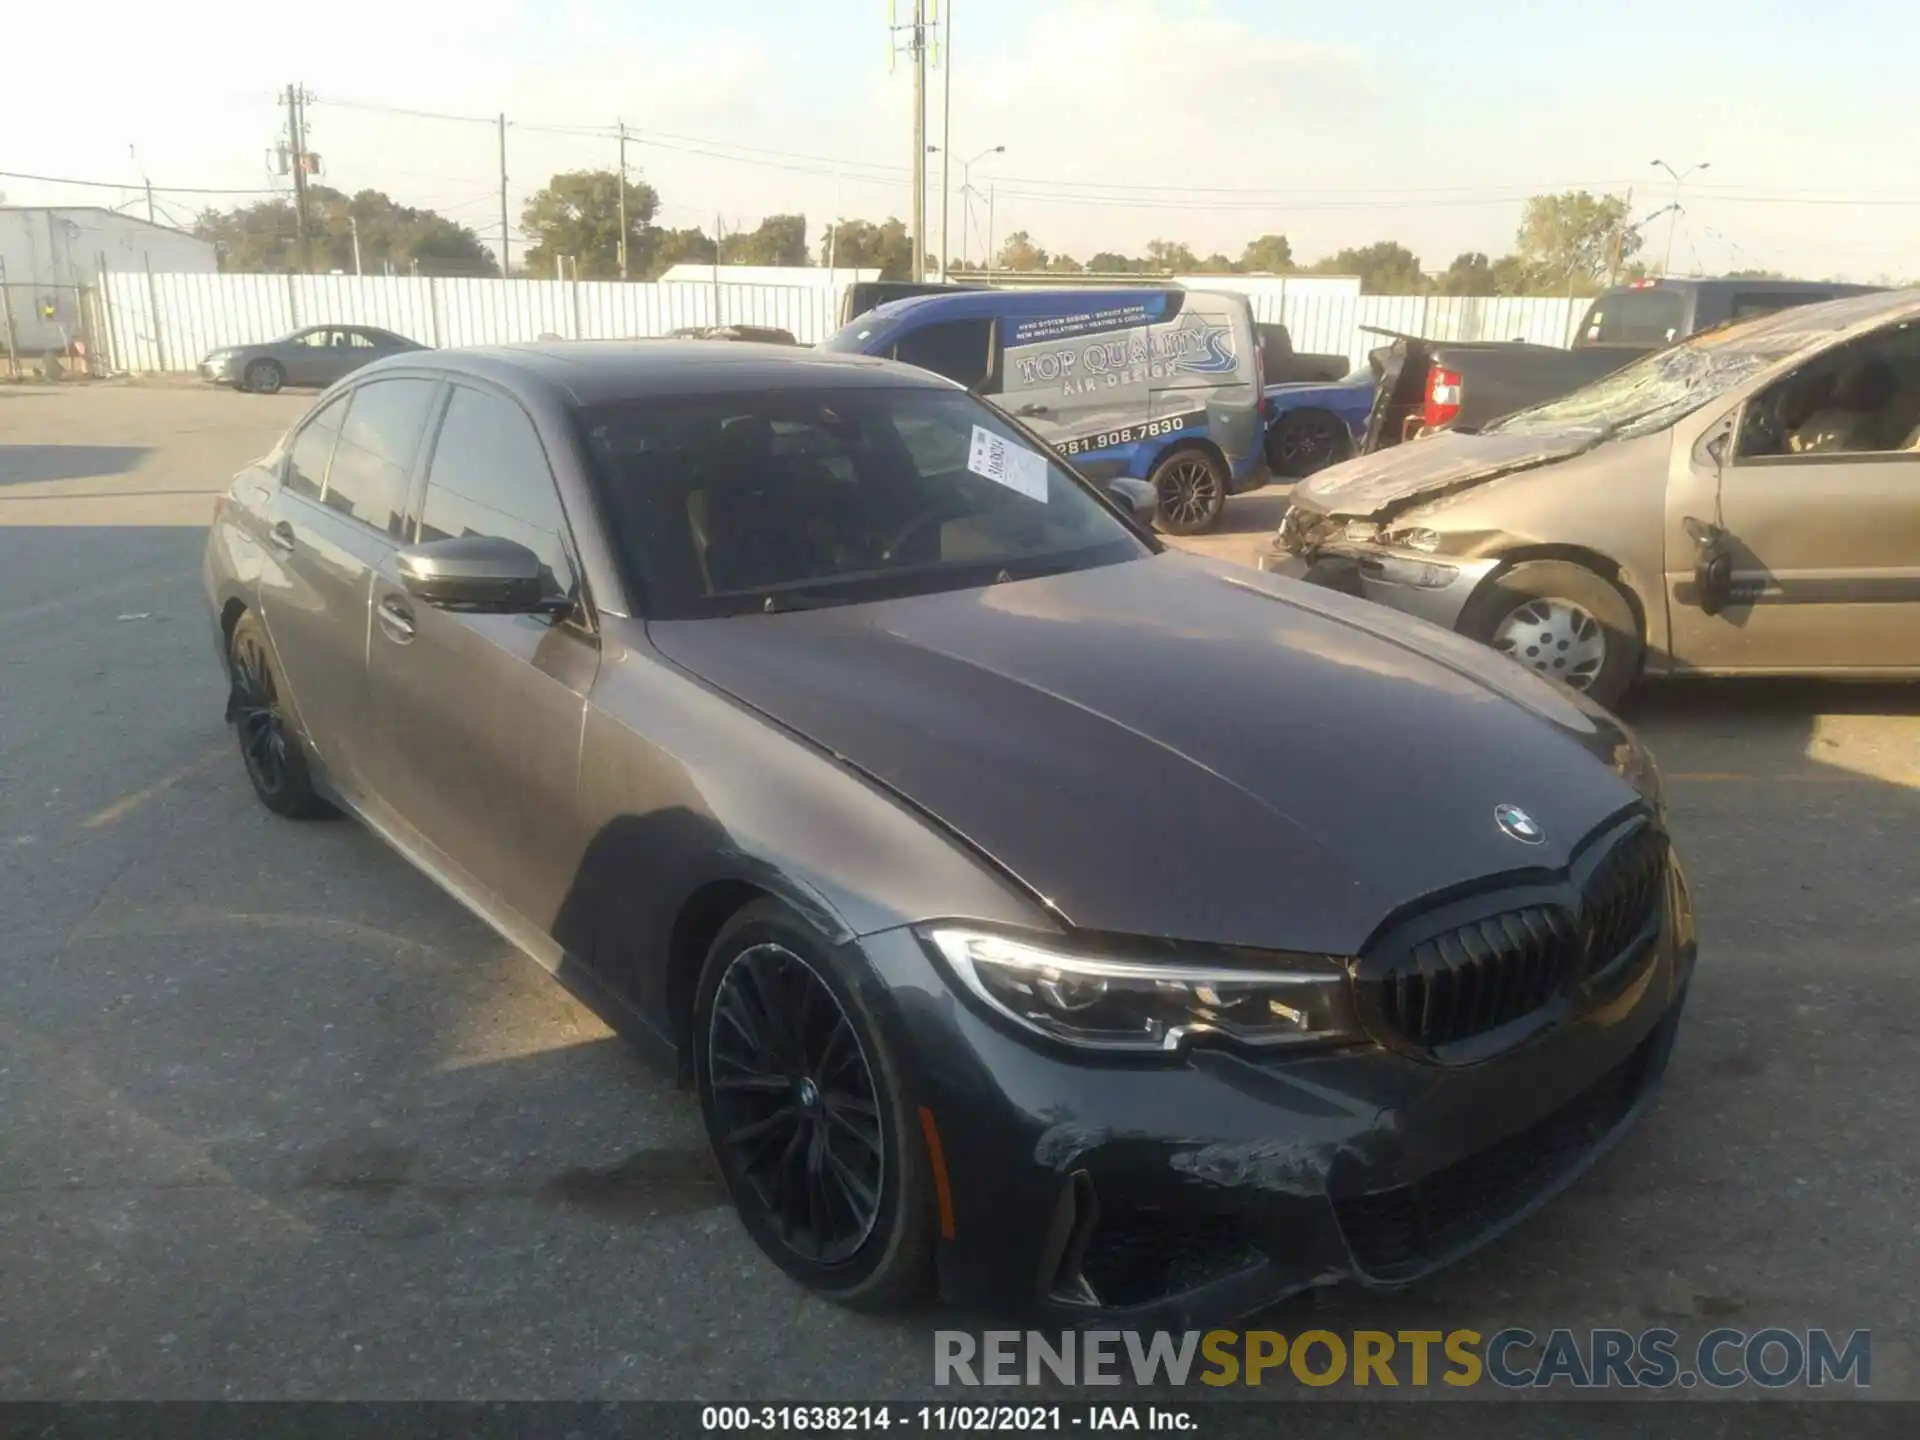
(1582, 290, 1685, 347)
(893, 319, 995, 391)
(1730, 293, 1815, 323)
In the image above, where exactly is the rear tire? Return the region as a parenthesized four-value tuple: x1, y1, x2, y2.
(1459, 560, 1642, 710)
(243, 359, 284, 395)
(694, 899, 935, 1312)
(1268, 410, 1353, 479)
(1149, 447, 1229, 536)
(226, 611, 330, 819)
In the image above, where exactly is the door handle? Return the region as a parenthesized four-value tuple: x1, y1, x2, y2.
(1016, 403, 1050, 417)
(267, 520, 296, 552)
(376, 596, 416, 644)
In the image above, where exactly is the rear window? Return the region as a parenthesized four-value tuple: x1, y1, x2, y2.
(1580, 290, 1686, 347)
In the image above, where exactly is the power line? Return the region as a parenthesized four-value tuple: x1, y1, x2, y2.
(0, 168, 282, 196)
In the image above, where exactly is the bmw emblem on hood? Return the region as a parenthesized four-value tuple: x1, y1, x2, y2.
(1494, 804, 1546, 845)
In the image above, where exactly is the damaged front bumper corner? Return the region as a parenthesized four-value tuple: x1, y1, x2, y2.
(1258, 540, 1499, 632)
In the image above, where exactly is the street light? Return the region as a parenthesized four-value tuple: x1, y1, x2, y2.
(1651, 159, 1710, 276)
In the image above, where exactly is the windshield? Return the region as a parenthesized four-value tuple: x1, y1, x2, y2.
(1482, 338, 1775, 440)
(820, 314, 900, 354)
(577, 387, 1149, 618)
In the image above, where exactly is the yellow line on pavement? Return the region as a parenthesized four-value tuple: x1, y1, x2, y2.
(81, 745, 228, 829)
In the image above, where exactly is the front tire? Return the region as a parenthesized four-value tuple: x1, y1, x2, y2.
(1459, 560, 1642, 709)
(694, 899, 934, 1311)
(243, 359, 284, 395)
(226, 612, 330, 818)
(1149, 447, 1229, 536)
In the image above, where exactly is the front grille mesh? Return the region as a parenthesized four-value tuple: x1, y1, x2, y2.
(1366, 826, 1669, 1050)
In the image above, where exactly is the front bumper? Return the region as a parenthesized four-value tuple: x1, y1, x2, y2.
(1258, 543, 1499, 632)
(199, 359, 239, 386)
(859, 862, 1696, 1327)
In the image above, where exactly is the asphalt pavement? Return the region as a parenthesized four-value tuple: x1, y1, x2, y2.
(2, 382, 1916, 1402)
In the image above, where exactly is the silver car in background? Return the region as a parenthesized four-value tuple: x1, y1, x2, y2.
(1262, 289, 1920, 708)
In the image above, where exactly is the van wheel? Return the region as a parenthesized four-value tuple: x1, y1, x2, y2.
(1150, 449, 1228, 536)
(1460, 561, 1642, 709)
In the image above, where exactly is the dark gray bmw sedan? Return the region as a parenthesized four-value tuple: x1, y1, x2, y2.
(203, 341, 1697, 1324)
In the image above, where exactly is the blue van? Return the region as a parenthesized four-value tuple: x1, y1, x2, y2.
(822, 287, 1269, 534)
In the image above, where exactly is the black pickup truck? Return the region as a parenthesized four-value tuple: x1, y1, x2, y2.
(1361, 276, 1884, 453)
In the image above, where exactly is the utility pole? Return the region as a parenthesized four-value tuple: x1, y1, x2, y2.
(985, 183, 995, 273)
(287, 84, 312, 273)
(616, 121, 630, 280)
(144, 179, 155, 225)
(350, 215, 363, 276)
(939, 2, 952, 281)
(498, 114, 511, 276)
(889, 1, 934, 280)
(1606, 185, 1633, 287)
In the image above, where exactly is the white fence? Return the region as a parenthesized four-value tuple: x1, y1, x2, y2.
(95, 270, 1590, 374)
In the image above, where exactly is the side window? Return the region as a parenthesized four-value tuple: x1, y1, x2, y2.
(1730, 294, 1808, 323)
(284, 394, 349, 499)
(418, 386, 577, 592)
(347, 331, 377, 349)
(893, 319, 995, 390)
(322, 379, 440, 532)
(1583, 291, 1684, 346)
(1737, 325, 1920, 461)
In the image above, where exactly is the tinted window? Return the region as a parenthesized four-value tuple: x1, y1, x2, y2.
(347, 331, 377, 349)
(577, 387, 1147, 619)
(418, 386, 576, 592)
(893, 319, 994, 389)
(285, 394, 348, 499)
(1581, 290, 1685, 347)
(322, 379, 439, 532)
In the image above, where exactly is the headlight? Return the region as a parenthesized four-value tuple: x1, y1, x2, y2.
(1379, 526, 1442, 553)
(1611, 736, 1665, 811)
(926, 928, 1360, 1054)
(1341, 519, 1379, 543)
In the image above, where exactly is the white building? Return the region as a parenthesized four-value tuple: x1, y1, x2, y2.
(0, 207, 216, 354)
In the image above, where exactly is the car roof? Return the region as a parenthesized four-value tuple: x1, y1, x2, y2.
(863, 285, 1189, 325)
(380, 340, 941, 405)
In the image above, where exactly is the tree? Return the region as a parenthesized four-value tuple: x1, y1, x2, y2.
(1144, 239, 1200, 272)
(1515, 190, 1638, 293)
(520, 169, 661, 279)
(1726, 268, 1786, 280)
(1239, 234, 1294, 273)
(818, 218, 915, 279)
(1086, 251, 1145, 273)
(1437, 252, 1497, 296)
(995, 230, 1048, 271)
(645, 226, 718, 276)
(719, 214, 809, 268)
(194, 185, 497, 276)
(1311, 241, 1425, 294)
(1489, 254, 1538, 295)
(1045, 254, 1085, 273)
(1196, 253, 1241, 274)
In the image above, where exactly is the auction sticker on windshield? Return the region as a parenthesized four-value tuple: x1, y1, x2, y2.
(969, 425, 1050, 502)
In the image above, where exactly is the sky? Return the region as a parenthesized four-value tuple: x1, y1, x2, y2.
(6, 0, 1916, 282)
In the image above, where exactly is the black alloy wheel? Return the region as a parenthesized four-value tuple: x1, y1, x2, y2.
(227, 614, 328, 818)
(1150, 449, 1229, 536)
(707, 942, 886, 1266)
(1271, 410, 1351, 478)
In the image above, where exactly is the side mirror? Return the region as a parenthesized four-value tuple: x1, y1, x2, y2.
(1683, 516, 1734, 618)
(397, 535, 568, 614)
(1105, 477, 1160, 526)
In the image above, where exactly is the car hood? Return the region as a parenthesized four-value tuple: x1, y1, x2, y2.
(645, 553, 1645, 955)
(1295, 426, 1602, 519)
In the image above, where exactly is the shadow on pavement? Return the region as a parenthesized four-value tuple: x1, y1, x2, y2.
(0, 444, 152, 486)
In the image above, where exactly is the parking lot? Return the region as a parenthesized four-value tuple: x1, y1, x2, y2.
(2, 380, 1917, 1401)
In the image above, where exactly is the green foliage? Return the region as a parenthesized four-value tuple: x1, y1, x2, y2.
(1515, 190, 1639, 292)
(1310, 241, 1425, 294)
(995, 230, 1048, 271)
(194, 185, 497, 276)
(1239, 234, 1294, 273)
(520, 169, 660, 279)
(819, 218, 915, 279)
(720, 214, 809, 267)
(1144, 239, 1200, 272)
